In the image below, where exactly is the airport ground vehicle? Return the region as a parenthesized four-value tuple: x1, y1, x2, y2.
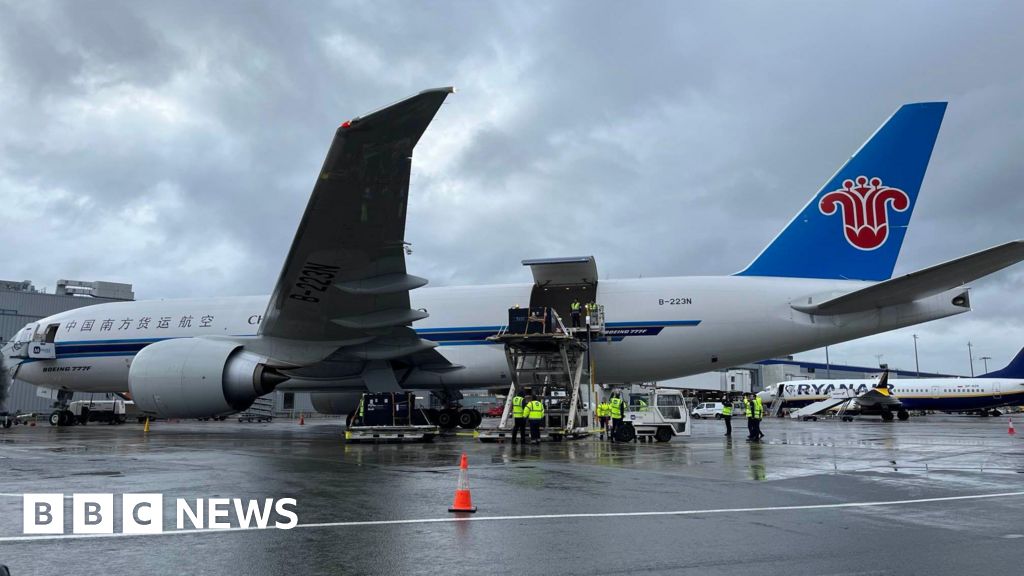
(691, 402, 727, 419)
(55, 399, 134, 425)
(614, 388, 691, 442)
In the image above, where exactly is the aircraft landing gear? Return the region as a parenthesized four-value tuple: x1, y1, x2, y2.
(429, 390, 482, 431)
(896, 409, 910, 421)
(457, 409, 482, 429)
(49, 409, 75, 427)
(48, 390, 76, 427)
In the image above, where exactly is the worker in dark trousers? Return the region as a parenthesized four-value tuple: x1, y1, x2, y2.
(597, 400, 610, 440)
(570, 299, 582, 328)
(609, 392, 624, 442)
(510, 390, 527, 444)
(722, 398, 733, 436)
(753, 393, 765, 441)
(525, 394, 545, 444)
(744, 394, 755, 440)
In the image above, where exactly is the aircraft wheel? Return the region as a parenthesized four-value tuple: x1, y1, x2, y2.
(437, 409, 459, 430)
(457, 409, 478, 429)
(615, 423, 636, 443)
(654, 427, 673, 442)
(896, 409, 909, 421)
(842, 416, 854, 422)
(881, 410, 894, 422)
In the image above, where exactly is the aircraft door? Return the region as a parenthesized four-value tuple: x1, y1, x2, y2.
(9, 323, 38, 358)
(993, 382, 1002, 401)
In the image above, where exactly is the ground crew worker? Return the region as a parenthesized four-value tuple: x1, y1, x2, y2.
(585, 301, 596, 326)
(743, 394, 754, 440)
(609, 392, 624, 441)
(570, 299, 582, 328)
(752, 393, 765, 441)
(597, 400, 611, 439)
(510, 390, 527, 444)
(722, 398, 733, 436)
(525, 394, 545, 444)
(637, 397, 648, 411)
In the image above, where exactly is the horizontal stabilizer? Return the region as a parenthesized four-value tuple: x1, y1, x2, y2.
(793, 240, 1024, 315)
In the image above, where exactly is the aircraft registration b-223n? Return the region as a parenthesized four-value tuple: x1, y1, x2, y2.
(3, 87, 1023, 428)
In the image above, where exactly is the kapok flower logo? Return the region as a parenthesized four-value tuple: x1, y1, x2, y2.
(818, 176, 910, 250)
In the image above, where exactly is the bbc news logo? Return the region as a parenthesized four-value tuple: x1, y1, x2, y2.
(23, 494, 298, 534)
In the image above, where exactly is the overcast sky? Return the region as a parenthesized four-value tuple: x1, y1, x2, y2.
(1, 1, 1022, 376)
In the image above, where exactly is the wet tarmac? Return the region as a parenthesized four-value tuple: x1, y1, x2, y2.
(1, 414, 1022, 575)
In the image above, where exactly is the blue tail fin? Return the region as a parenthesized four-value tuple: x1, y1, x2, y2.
(979, 347, 1024, 378)
(737, 102, 947, 281)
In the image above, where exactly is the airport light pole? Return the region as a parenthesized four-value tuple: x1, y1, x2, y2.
(874, 353, 884, 368)
(825, 346, 831, 379)
(981, 356, 991, 374)
(967, 341, 974, 377)
(913, 334, 920, 377)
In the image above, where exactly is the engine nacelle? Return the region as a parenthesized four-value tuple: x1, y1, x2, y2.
(129, 338, 285, 418)
(310, 392, 364, 415)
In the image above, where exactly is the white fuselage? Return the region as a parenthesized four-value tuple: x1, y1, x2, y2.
(766, 377, 1024, 411)
(6, 275, 969, 394)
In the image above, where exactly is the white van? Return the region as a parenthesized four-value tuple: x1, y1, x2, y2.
(691, 402, 728, 419)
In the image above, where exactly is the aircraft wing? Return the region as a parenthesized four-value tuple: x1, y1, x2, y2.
(259, 88, 453, 367)
(792, 240, 1024, 315)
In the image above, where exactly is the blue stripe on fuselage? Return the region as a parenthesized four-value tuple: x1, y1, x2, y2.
(42, 320, 702, 359)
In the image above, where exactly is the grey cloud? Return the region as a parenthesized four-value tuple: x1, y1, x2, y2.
(0, 0, 1022, 372)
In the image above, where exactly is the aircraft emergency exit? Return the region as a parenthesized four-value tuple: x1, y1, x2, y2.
(3, 88, 1023, 428)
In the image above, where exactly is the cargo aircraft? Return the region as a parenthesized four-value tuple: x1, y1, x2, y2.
(2, 88, 1023, 428)
(760, 348, 1024, 420)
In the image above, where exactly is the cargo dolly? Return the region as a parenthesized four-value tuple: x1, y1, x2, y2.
(346, 392, 439, 443)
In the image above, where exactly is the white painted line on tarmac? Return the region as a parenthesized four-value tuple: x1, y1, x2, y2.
(1, 490, 1022, 543)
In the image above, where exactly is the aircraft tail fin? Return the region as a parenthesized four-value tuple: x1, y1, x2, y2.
(737, 102, 947, 281)
(980, 348, 1024, 378)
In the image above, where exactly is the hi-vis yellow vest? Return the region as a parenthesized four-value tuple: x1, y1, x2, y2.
(512, 395, 525, 418)
(609, 397, 623, 418)
(597, 403, 610, 417)
(525, 400, 545, 420)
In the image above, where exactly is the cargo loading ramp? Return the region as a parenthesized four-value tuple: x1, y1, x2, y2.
(477, 307, 599, 442)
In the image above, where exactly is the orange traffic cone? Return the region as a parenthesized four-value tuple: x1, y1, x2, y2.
(448, 453, 477, 513)
(1009, 417, 1016, 436)
(299, 414, 305, 426)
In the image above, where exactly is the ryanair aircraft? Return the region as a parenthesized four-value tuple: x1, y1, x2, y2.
(761, 348, 1024, 420)
(3, 88, 1023, 427)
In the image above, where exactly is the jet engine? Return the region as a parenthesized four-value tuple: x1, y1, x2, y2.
(128, 338, 287, 418)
